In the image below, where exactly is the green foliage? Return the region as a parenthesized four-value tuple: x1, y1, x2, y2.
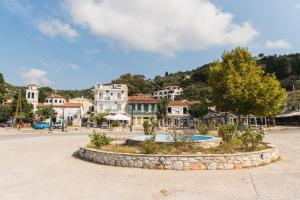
(38, 87, 53, 103)
(0, 106, 12, 122)
(111, 120, 120, 127)
(240, 126, 265, 151)
(141, 136, 159, 154)
(35, 106, 53, 121)
(196, 122, 208, 135)
(188, 103, 209, 119)
(286, 90, 300, 111)
(209, 47, 286, 119)
(218, 124, 238, 143)
(112, 73, 155, 95)
(11, 90, 33, 120)
(171, 130, 193, 152)
(182, 85, 211, 101)
(156, 99, 169, 126)
(143, 117, 157, 135)
(91, 112, 108, 125)
(89, 131, 112, 149)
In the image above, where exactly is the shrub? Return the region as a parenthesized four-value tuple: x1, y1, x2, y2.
(141, 137, 159, 154)
(196, 122, 208, 135)
(143, 121, 151, 135)
(143, 117, 157, 136)
(218, 124, 238, 143)
(111, 120, 120, 127)
(89, 131, 112, 148)
(240, 126, 265, 151)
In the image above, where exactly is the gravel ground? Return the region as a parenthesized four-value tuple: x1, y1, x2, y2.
(0, 128, 299, 200)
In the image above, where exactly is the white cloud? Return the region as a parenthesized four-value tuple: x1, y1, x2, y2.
(265, 39, 291, 49)
(37, 19, 78, 39)
(67, 64, 80, 70)
(21, 68, 51, 86)
(64, 0, 258, 55)
(296, 3, 300, 9)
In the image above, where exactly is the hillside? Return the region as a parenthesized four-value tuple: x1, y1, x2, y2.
(1, 53, 300, 102)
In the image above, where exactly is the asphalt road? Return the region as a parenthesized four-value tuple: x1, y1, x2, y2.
(0, 128, 299, 200)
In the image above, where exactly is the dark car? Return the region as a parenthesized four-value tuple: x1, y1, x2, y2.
(53, 122, 62, 129)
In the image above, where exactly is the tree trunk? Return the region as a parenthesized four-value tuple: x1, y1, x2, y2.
(238, 115, 243, 129)
(272, 117, 276, 127)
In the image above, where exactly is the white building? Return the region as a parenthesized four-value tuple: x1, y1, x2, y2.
(69, 96, 93, 116)
(94, 84, 128, 114)
(38, 94, 83, 127)
(153, 85, 183, 101)
(25, 84, 39, 111)
(167, 101, 196, 127)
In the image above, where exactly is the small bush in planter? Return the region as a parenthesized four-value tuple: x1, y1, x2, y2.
(142, 136, 159, 154)
(89, 131, 112, 149)
(218, 124, 238, 143)
(240, 126, 265, 151)
(143, 117, 157, 135)
(143, 121, 151, 135)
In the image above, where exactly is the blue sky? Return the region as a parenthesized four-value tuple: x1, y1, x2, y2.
(0, 0, 300, 89)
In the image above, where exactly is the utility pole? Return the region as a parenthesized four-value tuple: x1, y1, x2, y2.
(49, 94, 54, 131)
(62, 106, 65, 132)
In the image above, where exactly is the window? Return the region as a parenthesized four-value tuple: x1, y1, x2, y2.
(144, 104, 149, 112)
(55, 99, 57, 103)
(59, 100, 62, 103)
(32, 92, 34, 99)
(27, 92, 30, 99)
(183, 107, 188, 114)
(137, 104, 141, 111)
(168, 107, 172, 113)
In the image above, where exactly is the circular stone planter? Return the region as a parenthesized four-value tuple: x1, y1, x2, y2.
(77, 145, 280, 170)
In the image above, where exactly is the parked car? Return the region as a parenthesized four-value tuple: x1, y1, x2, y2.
(0, 123, 7, 128)
(34, 122, 50, 129)
(53, 122, 63, 129)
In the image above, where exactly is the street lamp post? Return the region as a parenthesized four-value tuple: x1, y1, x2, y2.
(49, 94, 54, 131)
(62, 106, 65, 132)
(130, 104, 133, 132)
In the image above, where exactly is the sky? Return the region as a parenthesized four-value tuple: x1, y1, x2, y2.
(0, 0, 300, 89)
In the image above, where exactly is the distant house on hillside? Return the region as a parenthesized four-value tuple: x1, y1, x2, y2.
(153, 85, 183, 101)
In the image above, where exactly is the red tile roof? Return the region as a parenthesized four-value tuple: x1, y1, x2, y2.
(46, 94, 65, 99)
(38, 102, 82, 108)
(168, 101, 198, 107)
(128, 96, 158, 103)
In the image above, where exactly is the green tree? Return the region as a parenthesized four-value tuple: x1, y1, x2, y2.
(286, 90, 300, 111)
(0, 105, 12, 122)
(11, 90, 33, 120)
(209, 47, 286, 125)
(188, 103, 209, 119)
(156, 99, 169, 127)
(38, 87, 53, 103)
(35, 106, 53, 121)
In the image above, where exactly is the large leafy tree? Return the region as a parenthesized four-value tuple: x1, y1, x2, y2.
(188, 103, 209, 119)
(209, 47, 286, 123)
(0, 106, 12, 122)
(156, 99, 169, 126)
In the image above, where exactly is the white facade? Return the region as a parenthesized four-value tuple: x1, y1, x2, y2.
(25, 84, 39, 111)
(69, 97, 93, 116)
(153, 85, 183, 101)
(94, 84, 128, 114)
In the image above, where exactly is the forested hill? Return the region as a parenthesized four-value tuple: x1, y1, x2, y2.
(1, 53, 300, 102)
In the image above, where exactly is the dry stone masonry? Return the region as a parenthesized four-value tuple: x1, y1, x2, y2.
(78, 146, 280, 170)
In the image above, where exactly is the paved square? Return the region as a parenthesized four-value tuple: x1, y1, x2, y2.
(0, 128, 299, 200)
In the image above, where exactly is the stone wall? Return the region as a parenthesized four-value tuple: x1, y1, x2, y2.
(78, 146, 280, 170)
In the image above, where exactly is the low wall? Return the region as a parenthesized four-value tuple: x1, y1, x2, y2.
(78, 146, 280, 170)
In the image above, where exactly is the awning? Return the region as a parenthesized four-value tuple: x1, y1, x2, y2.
(277, 111, 300, 118)
(106, 113, 131, 121)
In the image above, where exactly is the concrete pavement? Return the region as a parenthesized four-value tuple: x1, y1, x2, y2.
(0, 128, 299, 200)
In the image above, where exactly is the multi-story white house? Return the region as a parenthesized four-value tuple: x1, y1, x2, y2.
(167, 100, 196, 127)
(69, 96, 93, 117)
(25, 84, 39, 111)
(94, 84, 128, 114)
(39, 94, 83, 127)
(153, 85, 183, 101)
